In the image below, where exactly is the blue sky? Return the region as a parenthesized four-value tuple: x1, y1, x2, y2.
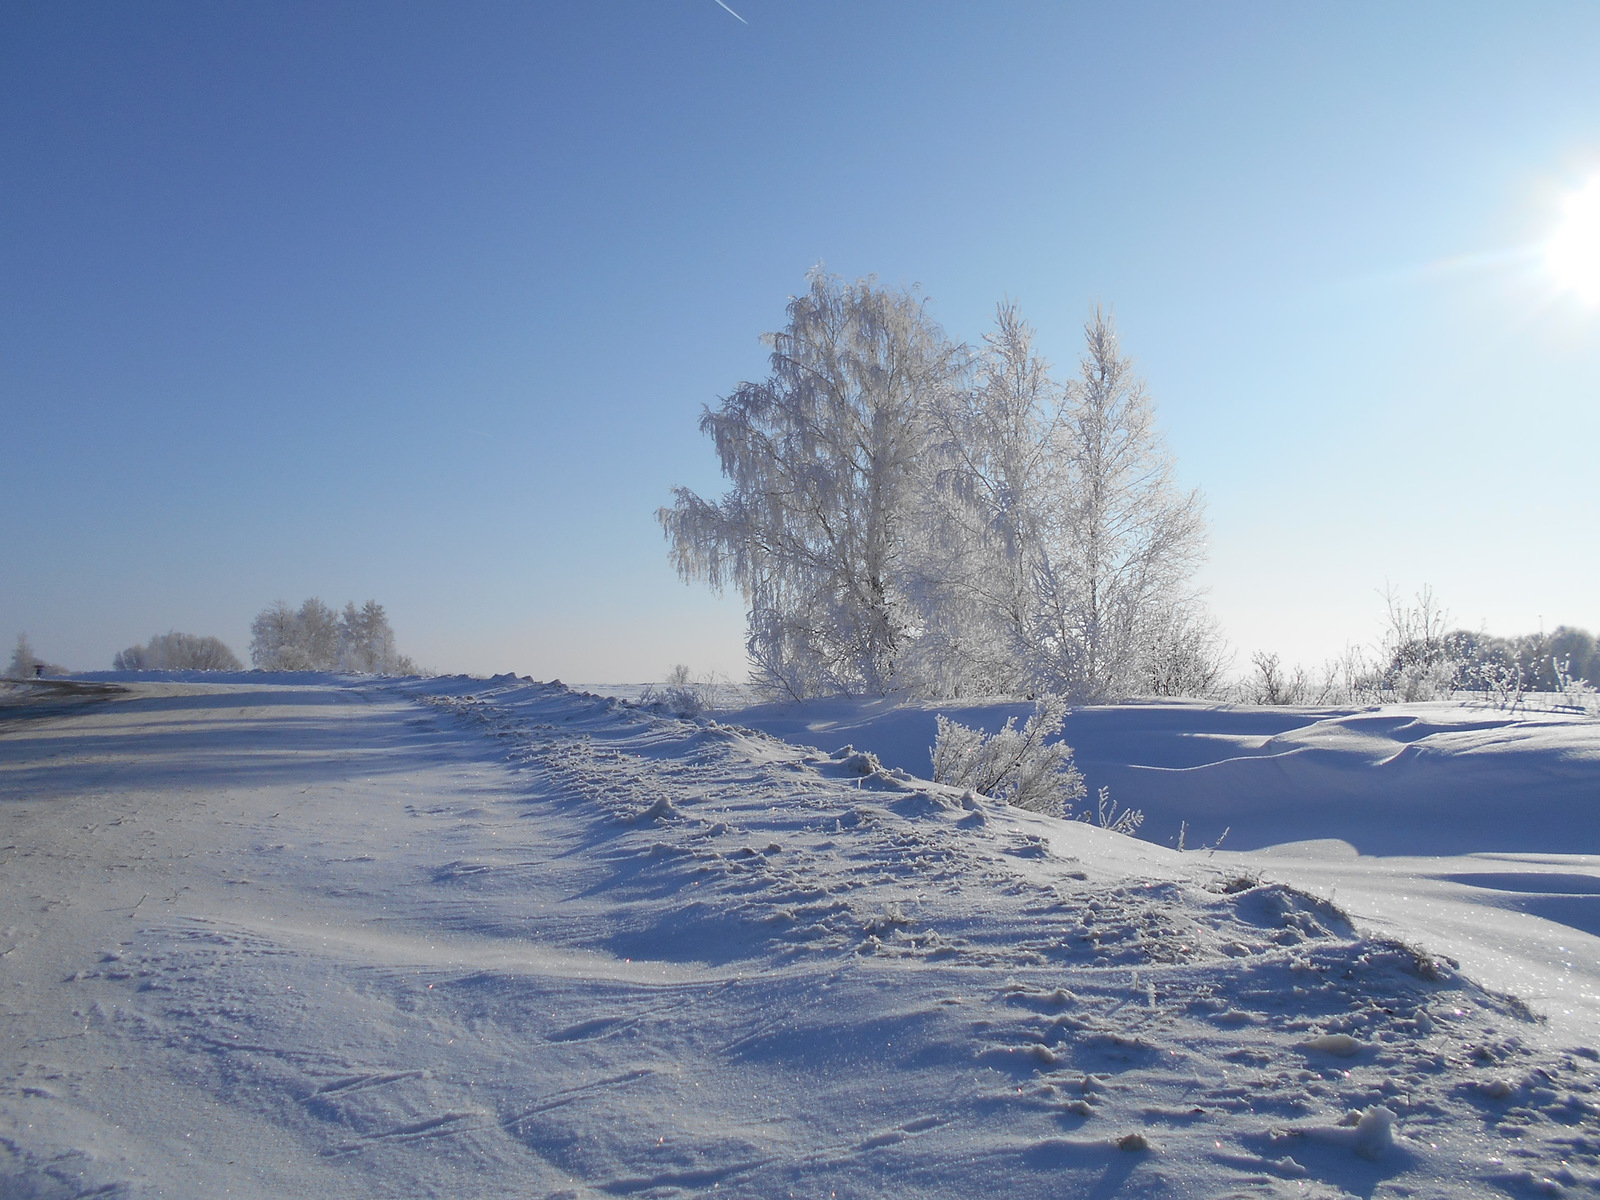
(3, 2, 1598, 681)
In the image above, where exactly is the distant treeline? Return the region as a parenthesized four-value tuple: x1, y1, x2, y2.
(10, 599, 417, 679)
(1245, 587, 1599, 707)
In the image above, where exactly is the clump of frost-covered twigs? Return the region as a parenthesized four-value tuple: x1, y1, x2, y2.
(1554, 656, 1600, 717)
(639, 664, 723, 720)
(1085, 785, 1144, 835)
(930, 695, 1087, 817)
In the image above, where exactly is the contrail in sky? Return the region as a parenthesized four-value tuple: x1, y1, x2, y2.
(712, 0, 748, 23)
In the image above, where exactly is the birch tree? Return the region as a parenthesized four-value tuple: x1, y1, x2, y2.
(659, 270, 964, 699)
(337, 600, 411, 673)
(1025, 308, 1206, 700)
(924, 304, 1211, 700)
(914, 302, 1059, 696)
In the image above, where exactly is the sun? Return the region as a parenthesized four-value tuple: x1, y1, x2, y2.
(1546, 174, 1600, 304)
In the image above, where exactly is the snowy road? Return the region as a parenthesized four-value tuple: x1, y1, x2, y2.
(5, 677, 1600, 1198)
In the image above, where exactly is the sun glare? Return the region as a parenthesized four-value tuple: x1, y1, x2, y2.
(1546, 174, 1600, 304)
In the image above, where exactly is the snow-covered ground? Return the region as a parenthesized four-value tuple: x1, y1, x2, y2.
(3, 675, 1600, 1198)
(729, 694, 1600, 855)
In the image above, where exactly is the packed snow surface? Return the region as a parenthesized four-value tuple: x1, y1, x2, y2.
(3, 675, 1600, 1198)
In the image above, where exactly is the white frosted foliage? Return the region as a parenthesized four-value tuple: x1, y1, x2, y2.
(661, 276, 1216, 702)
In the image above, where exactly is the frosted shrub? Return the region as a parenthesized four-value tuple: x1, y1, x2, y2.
(1245, 591, 1599, 713)
(641, 664, 719, 720)
(930, 695, 1085, 816)
(114, 632, 241, 671)
(1244, 651, 1311, 705)
(1481, 659, 1527, 711)
(1372, 586, 1461, 701)
(1389, 657, 1457, 703)
(1085, 785, 1144, 835)
(1554, 656, 1600, 716)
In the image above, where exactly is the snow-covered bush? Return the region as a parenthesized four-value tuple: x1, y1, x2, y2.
(1387, 658, 1457, 703)
(1548, 627, 1600, 690)
(114, 632, 241, 671)
(1243, 589, 1473, 706)
(929, 695, 1086, 816)
(640, 664, 720, 720)
(250, 598, 415, 674)
(1244, 651, 1315, 705)
(1554, 655, 1600, 715)
(1453, 627, 1598, 704)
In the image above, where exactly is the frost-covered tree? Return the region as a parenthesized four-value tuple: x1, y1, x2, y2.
(913, 302, 1057, 697)
(249, 601, 305, 670)
(114, 632, 242, 671)
(663, 282, 1211, 703)
(1021, 309, 1206, 700)
(925, 305, 1210, 701)
(1142, 604, 1230, 697)
(7, 634, 41, 679)
(659, 270, 965, 699)
(337, 601, 414, 674)
(250, 597, 414, 674)
(249, 598, 338, 671)
(298, 598, 341, 670)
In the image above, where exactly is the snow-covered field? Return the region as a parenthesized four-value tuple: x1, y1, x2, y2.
(4, 675, 1600, 1198)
